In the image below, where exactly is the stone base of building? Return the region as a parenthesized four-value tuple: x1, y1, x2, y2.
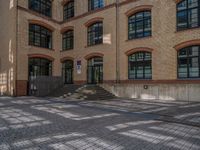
(100, 83, 200, 102)
(16, 80, 28, 96)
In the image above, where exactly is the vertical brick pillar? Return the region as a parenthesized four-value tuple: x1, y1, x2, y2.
(16, 80, 28, 96)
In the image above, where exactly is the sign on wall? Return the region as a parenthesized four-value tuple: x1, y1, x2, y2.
(76, 60, 82, 74)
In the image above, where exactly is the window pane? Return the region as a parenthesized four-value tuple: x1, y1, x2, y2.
(128, 52, 152, 79)
(88, 22, 103, 46)
(188, 8, 198, 28)
(177, 0, 187, 11)
(29, 0, 52, 17)
(178, 46, 200, 78)
(177, 11, 188, 29)
(128, 11, 151, 40)
(189, 57, 199, 77)
(177, 0, 200, 30)
(29, 24, 52, 49)
(188, 0, 198, 8)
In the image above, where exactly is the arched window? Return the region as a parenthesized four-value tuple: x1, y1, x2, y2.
(88, 22, 103, 46)
(178, 46, 200, 78)
(128, 52, 152, 79)
(29, 24, 52, 49)
(29, 0, 52, 17)
(64, 0, 74, 20)
(177, 0, 200, 30)
(29, 58, 52, 78)
(63, 30, 74, 50)
(128, 11, 151, 40)
(88, 0, 104, 11)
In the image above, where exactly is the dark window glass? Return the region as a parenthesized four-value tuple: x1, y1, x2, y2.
(128, 11, 151, 40)
(88, 0, 104, 11)
(29, 0, 52, 17)
(64, 0, 74, 20)
(29, 58, 52, 78)
(63, 30, 74, 50)
(178, 46, 200, 78)
(88, 22, 103, 46)
(177, 0, 200, 30)
(128, 52, 152, 79)
(29, 24, 52, 49)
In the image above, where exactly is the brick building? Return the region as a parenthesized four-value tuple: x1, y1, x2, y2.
(0, 0, 200, 101)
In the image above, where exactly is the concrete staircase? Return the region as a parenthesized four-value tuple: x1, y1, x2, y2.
(50, 84, 116, 100)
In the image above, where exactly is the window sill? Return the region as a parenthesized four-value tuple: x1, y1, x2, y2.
(85, 43, 104, 48)
(175, 26, 200, 33)
(29, 45, 55, 51)
(126, 36, 152, 42)
(60, 49, 74, 52)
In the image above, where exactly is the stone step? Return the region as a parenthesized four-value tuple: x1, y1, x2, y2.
(49, 84, 116, 100)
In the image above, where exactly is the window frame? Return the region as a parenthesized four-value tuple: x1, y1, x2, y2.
(28, 0, 52, 17)
(177, 45, 200, 79)
(128, 51, 152, 80)
(128, 11, 152, 40)
(28, 57, 52, 78)
(62, 30, 74, 51)
(63, 0, 75, 21)
(29, 24, 53, 49)
(87, 21, 103, 46)
(176, 0, 200, 31)
(88, 0, 104, 11)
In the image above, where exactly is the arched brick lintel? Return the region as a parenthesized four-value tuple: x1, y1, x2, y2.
(174, 0, 183, 4)
(28, 19, 55, 31)
(174, 39, 200, 51)
(60, 26, 74, 34)
(125, 5, 153, 17)
(62, 0, 73, 6)
(60, 56, 74, 62)
(28, 54, 55, 61)
(125, 47, 153, 56)
(84, 53, 104, 60)
(84, 17, 104, 27)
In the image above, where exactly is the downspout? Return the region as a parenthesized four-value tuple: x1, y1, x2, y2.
(115, 0, 120, 83)
(15, 0, 18, 96)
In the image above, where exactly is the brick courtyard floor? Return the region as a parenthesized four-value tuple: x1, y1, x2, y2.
(0, 97, 200, 150)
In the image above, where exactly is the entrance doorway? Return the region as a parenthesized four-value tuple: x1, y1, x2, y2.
(87, 57, 103, 84)
(62, 60, 73, 84)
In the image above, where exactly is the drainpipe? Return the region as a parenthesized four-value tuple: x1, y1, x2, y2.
(15, 0, 19, 96)
(115, 0, 120, 84)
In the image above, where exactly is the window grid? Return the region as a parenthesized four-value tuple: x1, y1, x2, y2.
(29, 24, 52, 49)
(88, 0, 104, 11)
(177, 0, 200, 31)
(63, 30, 74, 50)
(29, 0, 52, 17)
(178, 46, 200, 78)
(87, 22, 103, 46)
(128, 52, 152, 80)
(63, 1, 74, 21)
(128, 11, 152, 40)
(29, 58, 52, 78)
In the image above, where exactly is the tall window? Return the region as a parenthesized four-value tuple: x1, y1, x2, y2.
(88, 22, 103, 46)
(29, 24, 52, 49)
(128, 52, 152, 79)
(177, 0, 200, 30)
(29, 58, 52, 78)
(88, 0, 104, 11)
(64, 0, 74, 20)
(63, 30, 74, 50)
(178, 46, 200, 78)
(29, 0, 52, 17)
(128, 11, 151, 40)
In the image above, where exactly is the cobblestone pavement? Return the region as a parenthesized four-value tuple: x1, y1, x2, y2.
(0, 97, 200, 150)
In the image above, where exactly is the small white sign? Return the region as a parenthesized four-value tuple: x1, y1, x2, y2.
(76, 60, 82, 74)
